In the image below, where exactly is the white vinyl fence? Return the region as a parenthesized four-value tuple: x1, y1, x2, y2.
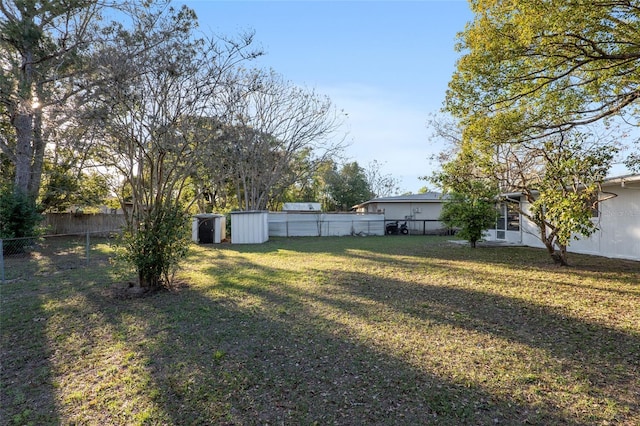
(268, 213, 385, 237)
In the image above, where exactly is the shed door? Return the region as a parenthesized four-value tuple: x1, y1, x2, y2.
(199, 218, 214, 244)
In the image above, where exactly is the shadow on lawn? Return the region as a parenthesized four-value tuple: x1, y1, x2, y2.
(0, 283, 61, 425)
(11, 235, 634, 424)
(78, 271, 576, 425)
(324, 266, 640, 413)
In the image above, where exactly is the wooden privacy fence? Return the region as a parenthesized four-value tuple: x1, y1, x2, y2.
(44, 213, 126, 235)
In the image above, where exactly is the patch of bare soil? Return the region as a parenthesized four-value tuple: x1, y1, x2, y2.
(107, 279, 190, 299)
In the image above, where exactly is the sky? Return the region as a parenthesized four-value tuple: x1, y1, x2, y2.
(180, 0, 474, 194)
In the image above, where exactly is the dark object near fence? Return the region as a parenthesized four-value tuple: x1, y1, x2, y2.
(386, 221, 409, 235)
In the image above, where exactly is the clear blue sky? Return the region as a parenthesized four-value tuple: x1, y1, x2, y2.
(182, 0, 474, 193)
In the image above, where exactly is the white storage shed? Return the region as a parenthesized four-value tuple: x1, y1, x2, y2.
(192, 214, 226, 244)
(230, 211, 269, 244)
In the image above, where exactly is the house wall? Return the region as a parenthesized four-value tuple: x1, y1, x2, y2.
(585, 187, 640, 260)
(363, 201, 446, 232)
(486, 186, 640, 261)
(365, 201, 443, 220)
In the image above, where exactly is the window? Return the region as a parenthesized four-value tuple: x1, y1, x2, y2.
(494, 200, 520, 237)
(506, 201, 520, 231)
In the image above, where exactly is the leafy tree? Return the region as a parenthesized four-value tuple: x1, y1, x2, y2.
(433, 156, 498, 248)
(429, 109, 616, 264)
(322, 161, 373, 211)
(440, 1, 633, 264)
(0, 0, 101, 201)
(439, 191, 498, 249)
(0, 186, 42, 253)
(445, 0, 638, 170)
(86, 2, 260, 289)
(522, 134, 616, 265)
(40, 165, 108, 212)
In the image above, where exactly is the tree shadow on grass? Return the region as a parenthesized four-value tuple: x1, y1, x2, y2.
(0, 281, 61, 425)
(16, 235, 636, 424)
(313, 265, 640, 423)
(69, 260, 576, 425)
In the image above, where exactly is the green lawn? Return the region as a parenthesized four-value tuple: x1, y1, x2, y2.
(1, 236, 639, 425)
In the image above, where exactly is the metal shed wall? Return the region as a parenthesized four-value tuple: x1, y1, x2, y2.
(230, 211, 269, 244)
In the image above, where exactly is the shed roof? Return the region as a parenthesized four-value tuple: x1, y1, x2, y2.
(283, 202, 322, 211)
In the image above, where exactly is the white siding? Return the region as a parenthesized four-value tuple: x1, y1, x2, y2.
(487, 186, 640, 261)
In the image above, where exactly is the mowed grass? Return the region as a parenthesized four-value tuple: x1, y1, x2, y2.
(1, 236, 639, 425)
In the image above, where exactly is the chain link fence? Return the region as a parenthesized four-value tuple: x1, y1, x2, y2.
(0, 231, 121, 284)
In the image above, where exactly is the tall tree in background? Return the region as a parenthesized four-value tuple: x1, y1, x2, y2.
(364, 160, 400, 198)
(0, 0, 100, 200)
(322, 161, 373, 211)
(208, 70, 344, 211)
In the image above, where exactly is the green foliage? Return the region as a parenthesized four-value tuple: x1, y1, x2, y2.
(322, 161, 373, 211)
(116, 203, 191, 289)
(446, 0, 638, 167)
(447, 0, 640, 142)
(527, 136, 616, 263)
(0, 187, 43, 253)
(439, 190, 498, 248)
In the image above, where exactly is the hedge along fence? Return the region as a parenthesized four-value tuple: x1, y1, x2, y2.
(44, 213, 126, 235)
(268, 213, 385, 237)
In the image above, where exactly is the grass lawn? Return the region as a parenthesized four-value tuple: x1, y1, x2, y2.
(1, 236, 639, 425)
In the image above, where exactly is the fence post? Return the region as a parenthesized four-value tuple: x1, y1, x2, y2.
(86, 232, 90, 266)
(0, 239, 4, 284)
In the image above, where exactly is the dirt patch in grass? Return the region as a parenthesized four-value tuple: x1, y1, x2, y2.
(105, 280, 191, 300)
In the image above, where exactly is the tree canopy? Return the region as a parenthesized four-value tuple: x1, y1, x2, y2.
(322, 161, 373, 211)
(0, 0, 100, 199)
(447, 0, 640, 153)
(438, 0, 637, 265)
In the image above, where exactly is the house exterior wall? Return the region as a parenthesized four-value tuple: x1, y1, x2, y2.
(486, 185, 640, 261)
(360, 201, 446, 233)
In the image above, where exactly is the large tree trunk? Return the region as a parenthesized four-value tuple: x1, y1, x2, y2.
(29, 108, 45, 198)
(13, 111, 34, 196)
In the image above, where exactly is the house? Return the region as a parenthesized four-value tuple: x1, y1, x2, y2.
(352, 192, 450, 235)
(484, 174, 640, 261)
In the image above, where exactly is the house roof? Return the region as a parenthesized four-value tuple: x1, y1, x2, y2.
(498, 173, 640, 198)
(602, 173, 640, 188)
(353, 192, 446, 209)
